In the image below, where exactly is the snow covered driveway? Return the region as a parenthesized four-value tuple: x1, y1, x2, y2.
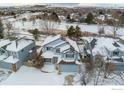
(0, 65, 75, 85)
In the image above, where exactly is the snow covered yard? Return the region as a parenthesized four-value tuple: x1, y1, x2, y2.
(0, 65, 76, 85)
(1, 65, 124, 85)
(0, 68, 12, 83)
(2, 13, 124, 36)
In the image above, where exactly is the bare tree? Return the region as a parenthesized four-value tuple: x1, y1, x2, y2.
(29, 16, 36, 26)
(28, 29, 40, 40)
(22, 18, 27, 26)
(5, 21, 12, 36)
(98, 24, 105, 36)
(111, 21, 120, 38)
(39, 19, 60, 34)
(104, 62, 114, 78)
(32, 48, 44, 69)
(39, 12, 60, 34)
(64, 75, 74, 85)
(110, 16, 121, 38)
(93, 53, 105, 85)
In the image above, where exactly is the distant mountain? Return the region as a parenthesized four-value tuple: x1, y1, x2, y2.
(46, 3, 124, 9)
(78, 3, 124, 9)
(0, 3, 124, 9)
(47, 3, 79, 8)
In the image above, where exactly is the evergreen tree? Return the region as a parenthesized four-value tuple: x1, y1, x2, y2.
(85, 13, 94, 24)
(67, 25, 82, 39)
(67, 26, 75, 38)
(75, 25, 82, 39)
(0, 20, 4, 38)
(66, 14, 71, 22)
(28, 29, 40, 40)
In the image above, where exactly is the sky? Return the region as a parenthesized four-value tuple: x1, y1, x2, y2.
(0, 3, 124, 8)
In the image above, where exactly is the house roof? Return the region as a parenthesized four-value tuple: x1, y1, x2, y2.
(120, 36, 124, 40)
(60, 44, 70, 52)
(42, 35, 79, 52)
(6, 39, 33, 52)
(0, 55, 7, 61)
(52, 41, 66, 48)
(42, 51, 54, 58)
(4, 56, 19, 64)
(42, 35, 61, 46)
(65, 37, 79, 52)
(92, 37, 124, 56)
(0, 39, 11, 48)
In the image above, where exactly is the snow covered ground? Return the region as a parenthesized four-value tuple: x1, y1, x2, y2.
(0, 64, 124, 85)
(0, 65, 76, 85)
(1, 13, 124, 86)
(0, 68, 12, 83)
(9, 20, 124, 36)
(2, 13, 124, 36)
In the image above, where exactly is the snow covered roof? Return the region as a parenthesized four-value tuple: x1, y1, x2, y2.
(60, 45, 70, 52)
(0, 55, 7, 61)
(0, 39, 11, 48)
(42, 35, 61, 46)
(65, 38, 79, 52)
(6, 39, 34, 52)
(4, 56, 19, 64)
(97, 14, 105, 20)
(42, 35, 79, 52)
(42, 51, 54, 58)
(92, 37, 124, 56)
(52, 41, 66, 48)
(120, 36, 124, 40)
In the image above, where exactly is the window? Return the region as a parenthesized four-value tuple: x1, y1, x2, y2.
(44, 58, 51, 62)
(46, 47, 51, 51)
(65, 53, 74, 58)
(56, 48, 60, 53)
(113, 51, 119, 56)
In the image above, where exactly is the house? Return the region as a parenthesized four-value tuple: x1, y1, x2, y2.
(0, 38, 35, 71)
(42, 35, 83, 72)
(96, 14, 106, 21)
(91, 37, 124, 61)
(58, 15, 66, 22)
(88, 37, 124, 71)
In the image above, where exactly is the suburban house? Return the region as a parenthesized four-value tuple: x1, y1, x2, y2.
(42, 35, 83, 72)
(0, 38, 35, 71)
(42, 35, 80, 72)
(89, 37, 124, 71)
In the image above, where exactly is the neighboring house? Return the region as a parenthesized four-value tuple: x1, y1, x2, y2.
(42, 35, 83, 72)
(77, 38, 92, 59)
(90, 37, 124, 71)
(0, 38, 35, 71)
(119, 36, 124, 44)
(58, 15, 66, 22)
(96, 14, 106, 21)
(91, 37, 124, 60)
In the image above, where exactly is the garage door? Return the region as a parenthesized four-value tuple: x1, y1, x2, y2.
(113, 64, 124, 71)
(60, 64, 78, 72)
